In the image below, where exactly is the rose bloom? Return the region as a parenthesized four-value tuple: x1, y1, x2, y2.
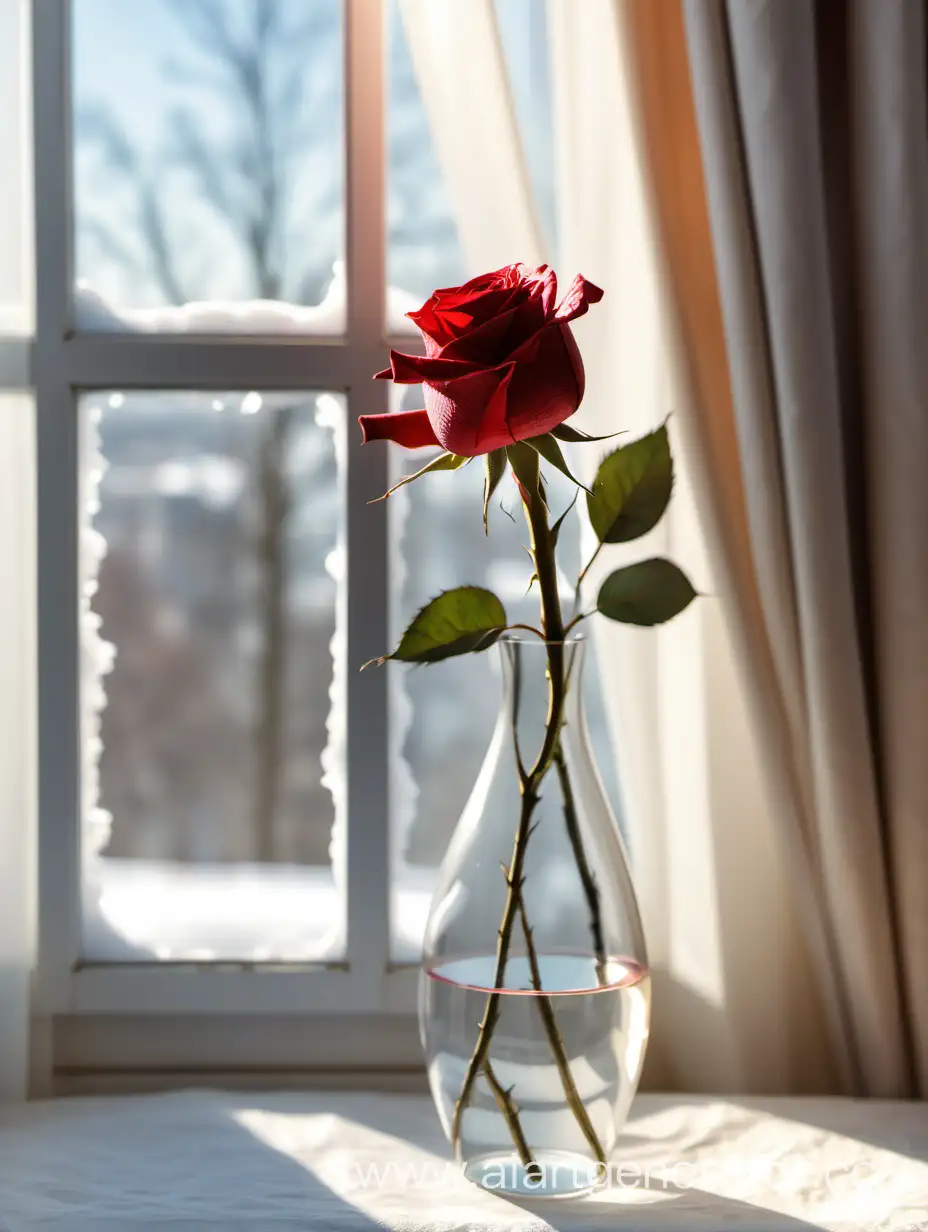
(359, 263, 603, 457)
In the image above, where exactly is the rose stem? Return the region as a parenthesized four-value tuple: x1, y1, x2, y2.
(450, 450, 566, 1155)
(449, 749, 559, 1152)
(553, 746, 607, 986)
(515, 464, 611, 1154)
(482, 1059, 540, 1179)
(517, 896, 607, 1163)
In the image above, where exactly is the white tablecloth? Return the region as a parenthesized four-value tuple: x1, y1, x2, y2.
(0, 1090, 926, 1230)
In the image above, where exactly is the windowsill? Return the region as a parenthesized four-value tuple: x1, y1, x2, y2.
(83, 858, 435, 965)
(0, 1091, 925, 1228)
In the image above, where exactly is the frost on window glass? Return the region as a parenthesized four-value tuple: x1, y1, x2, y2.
(80, 390, 346, 963)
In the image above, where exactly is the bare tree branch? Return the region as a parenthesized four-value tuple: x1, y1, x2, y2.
(80, 106, 187, 305)
(80, 217, 146, 278)
(137, 181, 188, 306)
(170, 108, 235, 220)
(165, 0, 245, 72)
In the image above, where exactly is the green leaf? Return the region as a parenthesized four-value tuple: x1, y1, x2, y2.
(552, 423, 624, 444)
(526, 432, 593, 494)
(483, 449, 508, 534)
(365, 586, 508, 667)
(370, 450, 468, 503)
(597, 558, 696, 626)
(586, 423, 673, 543)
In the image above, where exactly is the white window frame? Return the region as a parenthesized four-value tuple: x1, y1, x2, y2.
(22, 0, 427, 1083)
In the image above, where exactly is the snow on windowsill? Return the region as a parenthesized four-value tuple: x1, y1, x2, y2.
(73, 267, 420, 335)
(83, 858, 435, 966)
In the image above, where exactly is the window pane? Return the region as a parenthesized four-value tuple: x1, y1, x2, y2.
(71, 0, 344, 333)
(388, 392, 620, 962)
(81, 391, 344, 962)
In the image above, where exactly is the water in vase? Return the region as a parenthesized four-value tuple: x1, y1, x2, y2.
(420, 952, 651, 1198)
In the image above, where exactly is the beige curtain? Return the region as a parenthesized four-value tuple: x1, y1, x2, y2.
(549, 0, 837, 1094)
(624, 0, 927, 1096)
(401, 0, 925, 1094)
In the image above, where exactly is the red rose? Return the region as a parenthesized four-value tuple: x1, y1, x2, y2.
(359, 264, 603, 457)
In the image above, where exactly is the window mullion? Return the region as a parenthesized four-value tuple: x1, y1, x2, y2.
(343, 0, 391, 989)
(33, 0, 80, 1012)
(61, 336, 380, 392)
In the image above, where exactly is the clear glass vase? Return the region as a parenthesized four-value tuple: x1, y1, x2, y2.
(419, 633, 650, 1199)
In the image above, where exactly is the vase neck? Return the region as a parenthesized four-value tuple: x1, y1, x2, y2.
(498, 636, 586, 755)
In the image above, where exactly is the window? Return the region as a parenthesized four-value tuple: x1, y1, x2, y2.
(8, 0, 620, 1085)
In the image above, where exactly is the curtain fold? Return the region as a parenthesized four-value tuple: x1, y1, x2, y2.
(617, 0, 927, 1095)
(849, 0, 928, 1094)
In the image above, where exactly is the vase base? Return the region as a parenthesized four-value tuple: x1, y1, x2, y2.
(462, 1149, 605, 1199)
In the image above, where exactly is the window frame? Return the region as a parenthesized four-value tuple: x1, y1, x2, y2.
(28, 0, 423, 1051)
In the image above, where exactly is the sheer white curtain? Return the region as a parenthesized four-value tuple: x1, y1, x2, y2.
(396, 0, 545, 271)
(0, 0, 35, 1103)
(403, 0, 835, 1091)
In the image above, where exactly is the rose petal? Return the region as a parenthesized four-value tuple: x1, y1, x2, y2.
(422, 283, 523, 342)
(424, 366, 516, 456)
(440, 302, 524, 364)
(358, 408, 441, 449)
(560, 322, 585, 404)
(504, 324, 584, 443)
(506, 330, 544, 365)
(503, 291, 547, 353)
(477, 364, 517, 452)
(430, 266, 513, 307)
(442, 266, 513, 295)
(406, 302, 455, 351)
(539, 265, 559, 318)
(554, 274, 604, 323)
(406, 265, 549, 352)
(446, 286, 547, 369)
(379, 349, 482, 384)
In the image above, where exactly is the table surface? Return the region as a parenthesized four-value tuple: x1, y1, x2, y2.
(0, 1089, 926, 1230)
